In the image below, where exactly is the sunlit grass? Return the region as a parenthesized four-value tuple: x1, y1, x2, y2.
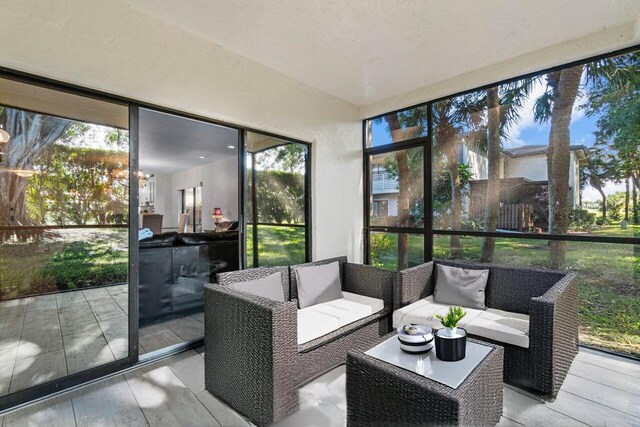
(0, 228, 128, 299)
(246, 225, 306, 267)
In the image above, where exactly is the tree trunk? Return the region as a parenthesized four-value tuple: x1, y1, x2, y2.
(480, 87, 501, 263)
(384, 113, 410, 269)
(633, 174, 638, 224)
(444, 137, 464, 259)
(546, 66, 582, 269)
(624, 176, 630, 221)
(0, 109, 72, 225)
(598, 188, 607, 219)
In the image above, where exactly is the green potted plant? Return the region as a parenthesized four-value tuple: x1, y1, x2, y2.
(435, 306, 466, 337)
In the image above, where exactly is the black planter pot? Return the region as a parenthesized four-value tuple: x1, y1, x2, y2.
(435, 328, 467, 362)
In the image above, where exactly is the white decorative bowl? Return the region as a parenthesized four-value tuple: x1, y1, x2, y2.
(397, 324, 434, 354)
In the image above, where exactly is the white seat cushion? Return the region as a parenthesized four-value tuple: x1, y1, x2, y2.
(297, 308, 341, 345)
(466, 309, 530, 348)
(392, 296, 484, 330)
(392, 297, 531, 349)
(297, 292, 384, 344)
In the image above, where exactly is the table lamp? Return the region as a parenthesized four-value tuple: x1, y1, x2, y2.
(212, 207, 223, 224)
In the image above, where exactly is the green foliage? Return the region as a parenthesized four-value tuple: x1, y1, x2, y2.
(380, 147, 425, 226)
(248, 170, 304, 224)
(435, 306, 467, 328)
(369, 233, 392, 268)
(607, 192, 626, 221)
(255, 144, 307, 173)
(25, 142, 128, 225)
(432, 163, 473, 229)
(569, 209, 596, 231)
(247, 145, 306, 225)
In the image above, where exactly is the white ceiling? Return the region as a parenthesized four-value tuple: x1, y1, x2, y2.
(123, 1, 640, 107)
(139, 108, 238, 175)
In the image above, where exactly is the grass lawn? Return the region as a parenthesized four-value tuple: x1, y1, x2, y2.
(246, 224, 306, 267)
(0, 228, 128, 300)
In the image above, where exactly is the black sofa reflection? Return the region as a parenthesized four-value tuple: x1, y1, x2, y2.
(139, 231, 239, 326)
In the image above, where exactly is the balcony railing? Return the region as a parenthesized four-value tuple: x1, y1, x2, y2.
(372, 170, 399, 193)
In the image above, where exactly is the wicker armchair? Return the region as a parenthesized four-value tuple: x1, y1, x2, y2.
(204, 257, 394, 426)
(395, 259, 578, 398)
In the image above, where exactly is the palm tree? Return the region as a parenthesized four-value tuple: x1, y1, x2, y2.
(480, 78, 536, 262)
(534, 52, 640, 268)
(382, 113, 412, 269)
(432, 95, 484, 258)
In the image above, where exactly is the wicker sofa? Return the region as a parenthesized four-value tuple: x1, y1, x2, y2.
(203, 256, 394, 426)
(394, 259, 578, 398)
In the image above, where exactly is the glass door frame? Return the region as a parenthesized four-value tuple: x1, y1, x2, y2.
(241, 130, 312, 268)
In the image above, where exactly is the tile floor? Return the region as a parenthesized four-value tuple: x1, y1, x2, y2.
(0, 286, 204, 396)
(1, 346, 639, 426)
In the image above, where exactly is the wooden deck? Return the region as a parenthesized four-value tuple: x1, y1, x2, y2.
(1, 345, 639, 426)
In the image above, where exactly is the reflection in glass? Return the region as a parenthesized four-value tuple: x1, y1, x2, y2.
(245, 132, 308, 267)
(0, 82, 129, 394)
(369, 148, 424, 228)
(137, 108, 240, 357)
(365, 106, 429, 147)
(370, 232, 423, 271)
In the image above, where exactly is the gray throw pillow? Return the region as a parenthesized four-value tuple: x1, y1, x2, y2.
(229, 272, 285, 302)
(294, 261, 343, 309)
(433, 264, 489, 309)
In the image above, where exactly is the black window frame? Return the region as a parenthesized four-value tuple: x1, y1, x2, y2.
(243, 131, 312, 268)
(364, 43, 640, 270)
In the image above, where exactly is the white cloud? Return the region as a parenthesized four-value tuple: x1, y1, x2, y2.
(503, 71, 588, 149)
(581, 181, 627, 202)
(503, 79, 548, 148)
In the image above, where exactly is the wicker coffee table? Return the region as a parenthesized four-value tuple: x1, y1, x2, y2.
(346, 332, 504, 426)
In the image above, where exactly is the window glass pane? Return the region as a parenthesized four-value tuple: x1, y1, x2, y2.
(369, 147, 424, 228)
(253, 225, 305, 267)
(432, 50, 640, 242)
(138, 107, 239, 357)
(370, 232, 423, 271)
(433, 234, 640, 357)
(365, 106, 429, 147)
(245, 132, 308, 267)
(0, 78, 130, 392)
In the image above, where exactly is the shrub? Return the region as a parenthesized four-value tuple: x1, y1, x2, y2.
(569, 209, 596, 231)
(370, 233, 392, 268)
(595, 216, 612, 226)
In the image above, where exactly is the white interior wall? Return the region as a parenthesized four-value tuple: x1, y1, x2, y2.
(0, 0, 363, 262)
(169, 157, 239, 231)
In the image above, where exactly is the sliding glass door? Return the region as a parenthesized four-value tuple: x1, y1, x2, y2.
(0, 76, 133, 409)
(137, 108, 240, 357)
(245, 131, 311, 267)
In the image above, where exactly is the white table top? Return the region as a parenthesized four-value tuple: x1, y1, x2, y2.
(364, 334, 492, 389)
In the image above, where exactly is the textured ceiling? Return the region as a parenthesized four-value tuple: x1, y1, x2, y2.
(139, 108, 238, 175)
(123, 1, 640, 106)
